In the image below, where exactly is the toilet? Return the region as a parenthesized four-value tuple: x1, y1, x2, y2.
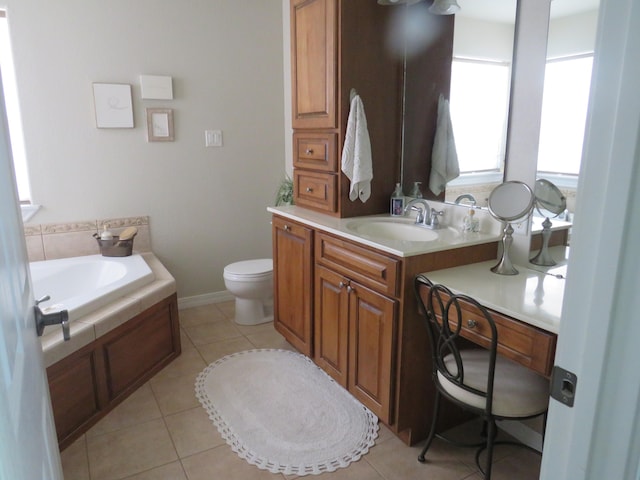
(223, 259, 274, 325)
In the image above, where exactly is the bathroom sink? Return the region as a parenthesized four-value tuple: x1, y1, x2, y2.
(345, 218, 440, 242)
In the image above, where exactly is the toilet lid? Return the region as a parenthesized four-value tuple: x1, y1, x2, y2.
(224, 259, 272, 276)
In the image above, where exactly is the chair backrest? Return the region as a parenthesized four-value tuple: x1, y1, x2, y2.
(414, 274, 500, 413)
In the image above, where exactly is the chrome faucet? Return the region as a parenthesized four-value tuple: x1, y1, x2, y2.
(454, 193, 477, 206)
(404, 198, 432, 227)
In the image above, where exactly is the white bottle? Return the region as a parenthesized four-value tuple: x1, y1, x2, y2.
(100, 224, 113, 241)
(390, 183, 405, 216)
(409, 182, 423, 198)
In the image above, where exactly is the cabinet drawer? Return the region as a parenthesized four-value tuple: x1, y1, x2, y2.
(423, 288, 556, 377)
(294, 170, 337, 213)
(293, 132, 338, 172)
(316, 233, 400, 297)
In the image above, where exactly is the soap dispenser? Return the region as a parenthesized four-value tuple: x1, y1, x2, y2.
(462, 208, 480, 233)
(390, 183, 405, 216)
(100, 224, 113, 241)
(409, 182, 423, 198)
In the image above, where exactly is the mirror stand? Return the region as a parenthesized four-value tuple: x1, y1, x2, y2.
(491, 223, 519, 275)
(530, 217, 556, 266)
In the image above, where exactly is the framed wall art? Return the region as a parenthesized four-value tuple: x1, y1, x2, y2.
(92, 83, 134, 128)
(146, 108, 174, 142)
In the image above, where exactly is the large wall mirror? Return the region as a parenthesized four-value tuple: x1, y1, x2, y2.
(397, 0, 599, 216)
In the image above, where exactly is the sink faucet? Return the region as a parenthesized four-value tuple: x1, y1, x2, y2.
(404, 198, 431, 227)
(454, 193, 477, 206)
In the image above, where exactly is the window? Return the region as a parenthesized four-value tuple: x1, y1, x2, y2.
(449, 58, 511, 175)
(537, 55, 593, 176)
(0, 12, 30, 202)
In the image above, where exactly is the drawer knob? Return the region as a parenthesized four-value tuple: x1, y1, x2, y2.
(305, 148, 314, 154)
(339, 281, 346, 289)
(283, 225, 291, 231)
(467, 319, 477, 328)
(306, 187, 313, 193)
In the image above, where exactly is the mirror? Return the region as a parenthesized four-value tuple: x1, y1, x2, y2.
(530, 179, 566, 266)
(487, 181, 534, 275)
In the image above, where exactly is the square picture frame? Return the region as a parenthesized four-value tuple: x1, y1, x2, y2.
(93, 83, 134, 128)
(146, 108, 174, 142)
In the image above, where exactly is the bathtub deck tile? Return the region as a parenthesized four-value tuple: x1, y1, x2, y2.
(128, 279, 177, 312)
(86, 296, 144, 338)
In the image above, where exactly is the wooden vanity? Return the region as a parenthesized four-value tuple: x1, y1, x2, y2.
(270, 206, 502, 445)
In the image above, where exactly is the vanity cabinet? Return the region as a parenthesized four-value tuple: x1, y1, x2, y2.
(272, 216, 314, 356)
(271, 212, 500, 445)
(289, 0, 404, 217)
(314, 232, 399, 422)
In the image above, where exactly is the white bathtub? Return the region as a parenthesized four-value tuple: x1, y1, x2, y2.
(30, 254, 155, 322)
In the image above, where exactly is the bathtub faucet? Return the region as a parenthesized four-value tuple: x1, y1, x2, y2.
(34, 295, 70, 341)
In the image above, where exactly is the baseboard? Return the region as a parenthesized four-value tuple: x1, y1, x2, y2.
(497, 419, 544, 452)
(177, 290, 235, 310)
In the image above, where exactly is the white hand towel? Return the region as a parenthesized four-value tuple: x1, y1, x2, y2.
(429, 94, 460, 196)
(341, 94, 373, 202)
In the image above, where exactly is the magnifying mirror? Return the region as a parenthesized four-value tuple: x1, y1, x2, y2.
(530, 179, 567, 266)
(487, 181, 534, 275)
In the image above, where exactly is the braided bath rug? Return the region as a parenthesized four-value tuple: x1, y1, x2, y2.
(195, 349, 379, 475)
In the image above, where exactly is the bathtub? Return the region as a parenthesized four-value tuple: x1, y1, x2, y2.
(30, 254, 155, 322)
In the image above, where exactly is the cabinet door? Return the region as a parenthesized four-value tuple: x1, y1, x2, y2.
(272, 216, 314, 356)
(348, 281, 397, 423)
(314, 265, 349, 387)
(290, 0, 337, 129)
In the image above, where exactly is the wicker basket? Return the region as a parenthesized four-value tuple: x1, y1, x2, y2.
(95, 235, 136, 257)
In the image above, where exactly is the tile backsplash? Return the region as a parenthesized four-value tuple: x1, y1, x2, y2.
(24, 216, 151, 262)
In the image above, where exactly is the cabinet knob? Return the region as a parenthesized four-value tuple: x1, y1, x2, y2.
(283, 225, 291, 231)
(339, 281, 346, 289)
(306, 187, 313, 193)
(347, 285, 354, 294)
(467, 319, 477, 328)
(305, 148, 314, 155)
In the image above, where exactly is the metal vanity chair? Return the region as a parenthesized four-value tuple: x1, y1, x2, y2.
(413, 274, 549, 479)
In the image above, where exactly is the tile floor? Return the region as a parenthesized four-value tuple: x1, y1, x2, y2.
(60, 302, 542, 480)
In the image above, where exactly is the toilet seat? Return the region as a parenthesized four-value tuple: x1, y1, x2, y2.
(224, 259, 272, 280)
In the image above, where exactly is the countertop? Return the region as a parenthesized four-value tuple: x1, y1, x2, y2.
(268, 205, 503, 258)
(423, 246, 569, 334)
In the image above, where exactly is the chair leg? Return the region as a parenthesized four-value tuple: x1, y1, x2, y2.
(484, 419, 496, 480)
(418, 391, 441, 463)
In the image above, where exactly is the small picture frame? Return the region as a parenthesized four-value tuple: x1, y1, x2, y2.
(146, 108, 174, 142)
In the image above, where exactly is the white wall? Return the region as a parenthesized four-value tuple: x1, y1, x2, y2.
(6, 0, 285, 298)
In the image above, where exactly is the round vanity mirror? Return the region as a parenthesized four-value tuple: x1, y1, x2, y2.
(530, 179, 567, 267)
(487, 181, 535, 222)
(487, 181, 534, 275)
(533, 178, 566, 216)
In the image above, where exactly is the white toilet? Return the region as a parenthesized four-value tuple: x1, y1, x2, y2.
(223, 259, 274, 325)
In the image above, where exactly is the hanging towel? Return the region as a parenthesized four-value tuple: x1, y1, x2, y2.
(428, 94, 460, 196)
(341, 94, 373, 202)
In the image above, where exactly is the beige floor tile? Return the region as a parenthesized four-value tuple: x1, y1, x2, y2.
(87, 418, 178, 480)
(87, 383, 162, 437)
(152, 341, 208, 381)
(245, 329, 297, 350)
(150, 372, 201, 415)
(164, 406, 226, 458)
(234, 320, 277, 336)
(482, 448, 542, 480)
(364, 434, 474, 480)
(121, 461, 188, 479)
(181, 445, 280, 480)
(216, 300, 235, 319)
(60, 435, 89, 480)
(179, 304, 227, 328)
(195, 336, 256, 364)
(184, 318, 244, 346)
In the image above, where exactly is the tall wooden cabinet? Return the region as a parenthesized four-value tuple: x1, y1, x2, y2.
(290, 0, 403, 217)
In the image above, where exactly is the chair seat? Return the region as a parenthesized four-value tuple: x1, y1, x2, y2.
(438, 350, 550, 418)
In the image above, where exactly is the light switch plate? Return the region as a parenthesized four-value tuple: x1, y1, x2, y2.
(205, 130, 223, 147)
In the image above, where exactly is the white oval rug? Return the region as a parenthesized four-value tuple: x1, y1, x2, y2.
(195, 349, 379, 476)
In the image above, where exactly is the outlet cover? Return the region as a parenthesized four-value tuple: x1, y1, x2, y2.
(205, 130, 223, 147)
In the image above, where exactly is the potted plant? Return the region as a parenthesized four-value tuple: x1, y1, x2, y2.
(275, 175, 294, 206)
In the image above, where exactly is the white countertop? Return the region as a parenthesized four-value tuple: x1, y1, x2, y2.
(268, 205, 502, 258)
(424, 246, 569, 334)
